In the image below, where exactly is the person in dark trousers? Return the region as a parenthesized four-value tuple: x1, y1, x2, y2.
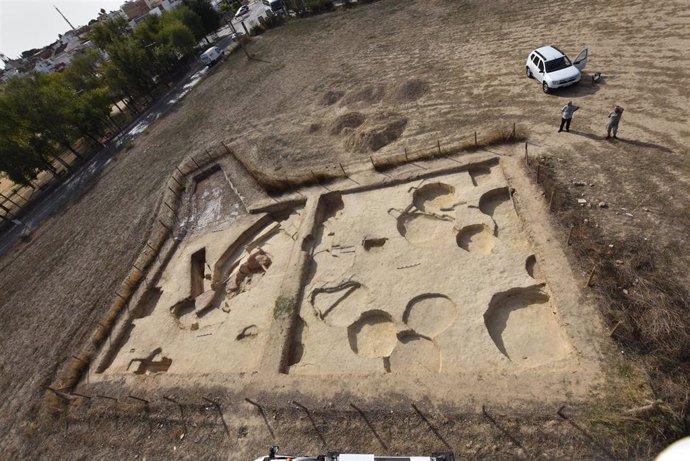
(559, 101, 580, 132)
(606, 105, 624, 138)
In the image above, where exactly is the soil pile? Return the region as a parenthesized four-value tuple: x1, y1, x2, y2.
(390, 78, 430, 103)
(329, 112, 366, 135)
(345, 114, 408, 152)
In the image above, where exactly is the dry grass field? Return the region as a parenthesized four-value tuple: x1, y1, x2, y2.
(0, 0, 688, 458)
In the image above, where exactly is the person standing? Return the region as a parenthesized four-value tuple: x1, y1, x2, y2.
(559, 101, 580, 132)
(606, 105, 624, 138)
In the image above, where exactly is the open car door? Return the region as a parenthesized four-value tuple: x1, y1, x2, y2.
(573, 47, 588, 71)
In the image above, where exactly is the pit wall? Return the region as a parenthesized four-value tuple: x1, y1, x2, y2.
(63, 148, 605, 409)
(49, 144, 246, 397)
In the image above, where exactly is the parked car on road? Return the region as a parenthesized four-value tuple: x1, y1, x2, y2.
(229, 31, 245, 42)
(262, 0, 285, 14)
(235, 5, 250, 18)
(526, 45, 588, 93)
(200, 46, 223, 66)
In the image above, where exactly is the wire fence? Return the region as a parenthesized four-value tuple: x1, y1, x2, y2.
(45, 387, 623, 459)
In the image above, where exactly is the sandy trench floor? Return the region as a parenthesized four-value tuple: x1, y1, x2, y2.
(91, 154, 601, 412)
(1, 0, 688, 457)
(293, 168, 572, 375)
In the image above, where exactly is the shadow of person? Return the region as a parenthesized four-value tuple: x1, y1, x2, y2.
(568, 130, 674, 153)
(568, 130, 606, 141)
(612, 138, 673, 153)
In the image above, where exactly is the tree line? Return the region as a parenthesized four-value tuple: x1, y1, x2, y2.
(0, 0, 220, 187)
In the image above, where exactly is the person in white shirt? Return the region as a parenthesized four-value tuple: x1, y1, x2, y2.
(606, 105, 624, 138)
(559, 101, 580, 132)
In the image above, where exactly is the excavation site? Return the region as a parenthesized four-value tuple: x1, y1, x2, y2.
(84, 149, 602, 406)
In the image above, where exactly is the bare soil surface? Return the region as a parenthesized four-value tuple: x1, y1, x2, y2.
(1, 0, 688, 458)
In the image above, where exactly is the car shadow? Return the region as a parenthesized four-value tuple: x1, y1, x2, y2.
(547, 72, 605, 98)
(553, 85, 600, 98)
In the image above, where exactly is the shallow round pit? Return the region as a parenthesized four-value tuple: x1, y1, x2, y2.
(412, 183, 456, 213)
(403, 294, 457, 338)
(456, 224, 496, 255)
(526, 254, 543, 280)
(389, 332, 440, 373)
(312, 283, 367, 328)
(484, 286, 571, 365)
(347, 311, 397, 358)
(397, 212, 454, 244)
(478, 187, 510, 217)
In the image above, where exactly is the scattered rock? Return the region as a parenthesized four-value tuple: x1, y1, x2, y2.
(616, 260, 624, 265)
(625, 212, 634, 217)
(598, 201, 608, 208)
(577, 198, 587, 206)
(573, 181, 586, 186)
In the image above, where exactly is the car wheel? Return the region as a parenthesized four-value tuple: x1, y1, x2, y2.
(542, 82, 550, 94)
(526, 67, 532, 79)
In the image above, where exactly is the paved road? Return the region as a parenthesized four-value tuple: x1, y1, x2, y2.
(0, 18, 256, 258)
(223, 0, 272, 36)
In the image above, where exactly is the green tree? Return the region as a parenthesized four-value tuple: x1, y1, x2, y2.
(182, 0, 221, 35)
(89, 16, 131, 49)
(63, 48, 104, 92)
(3, 73, 84, 161)
(103, 37, 157, 98)
(0, 98, 50, 185)
(168, 5, 206, 41)
(157, 21, 196, 57)
(133, 13, 161, 46)
(72, 86, 113, 146)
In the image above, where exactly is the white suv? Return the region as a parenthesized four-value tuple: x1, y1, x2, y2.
(526, 45, 588, 93)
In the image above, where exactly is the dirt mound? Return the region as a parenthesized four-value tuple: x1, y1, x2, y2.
(345, 114, 408, 152)
(390, 78, 430, 103)
(340, 84, 386, 106)
(329, 112, 366, 135)
(320, 90, 345, 106)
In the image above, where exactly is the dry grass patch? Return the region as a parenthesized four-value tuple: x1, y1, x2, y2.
(536, 161, 690, 450)
(373, 126, 528, 171)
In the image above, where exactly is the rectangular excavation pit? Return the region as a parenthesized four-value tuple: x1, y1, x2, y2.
(190, 248, 206, 298)
(87, 157, 603, 405)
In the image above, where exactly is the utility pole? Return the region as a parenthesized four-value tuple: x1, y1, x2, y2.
(53, 4, 76, 31)
(227, 16, 251, 59)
